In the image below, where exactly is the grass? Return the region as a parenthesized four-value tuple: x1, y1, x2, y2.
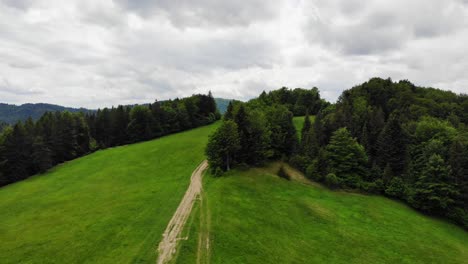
(0, 122, 219, 264)
(175, 163, 468, 264)
(293, 116, 314, 134)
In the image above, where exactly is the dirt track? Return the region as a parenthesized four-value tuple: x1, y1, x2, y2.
(156, 160, 208, 264)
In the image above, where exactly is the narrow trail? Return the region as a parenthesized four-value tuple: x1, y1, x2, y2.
(156, 160, 208, 264)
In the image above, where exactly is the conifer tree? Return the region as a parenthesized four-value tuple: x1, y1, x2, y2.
(376, 114, 406, 175)
(206, 120, 240, 171)
(326, 127, 368, 188)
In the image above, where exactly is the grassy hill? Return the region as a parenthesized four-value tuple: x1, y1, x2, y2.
(0, 122, 219, 264)
(175, 163, 468, 264)
(174, 116, 468, 264)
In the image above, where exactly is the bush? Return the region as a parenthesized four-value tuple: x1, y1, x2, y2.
(362, 179, 385, 194)
(325, 173, 339, 188)
(277, 165, 290, 180)
(289, 155, 310, 172)
(305, 159, 322, 182)
(385, 177, 406, 198)
(212, 167, 224, 177)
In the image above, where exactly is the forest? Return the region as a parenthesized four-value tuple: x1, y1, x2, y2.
(0, 93, 219, 186)
(206, 78, 468, 229)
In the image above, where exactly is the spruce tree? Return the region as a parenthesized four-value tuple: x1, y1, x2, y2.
(376, 114, 406, 175)
(224, 101, 234, 120)
(325, 127, 368, 188)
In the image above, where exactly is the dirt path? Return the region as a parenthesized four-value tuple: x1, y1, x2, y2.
(156, 160, 208, 264)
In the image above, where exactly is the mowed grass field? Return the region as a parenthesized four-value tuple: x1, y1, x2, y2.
(175, 164, 468, 264)
(174, 116, 468, 264)
(0, 122, 219, 264)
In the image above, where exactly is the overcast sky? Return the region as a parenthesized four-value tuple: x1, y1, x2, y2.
(0, 0, 467, 108)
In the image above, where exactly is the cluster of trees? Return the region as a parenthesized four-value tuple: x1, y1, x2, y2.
(206, 86, 325, 173)
(0, 93, 219, 186)
(87, 93, 219, 149)
(207, 78, 468, 228)
(249, 87, 329, 116)
(290, 78, 468, 228)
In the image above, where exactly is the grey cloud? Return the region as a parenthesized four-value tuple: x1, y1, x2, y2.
(114, 0, 280, 27)
(305, 0, 468, 55)
(0, 77, 44, 95)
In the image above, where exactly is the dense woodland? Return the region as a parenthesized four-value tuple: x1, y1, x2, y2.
(0, 93, 219, 186)
(206, 78, 468, 229)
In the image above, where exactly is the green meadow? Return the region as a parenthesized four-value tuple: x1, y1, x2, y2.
(0, 122, 219, 264)
(174, 116, 468, 264)
(175, 164, 468, 264)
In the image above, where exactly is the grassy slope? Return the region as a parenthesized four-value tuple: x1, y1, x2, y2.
(176, 164, 468, 264)
(174, 116, 467, 264)
(0, 122, 219, 264)
(293, 116, 314, 134)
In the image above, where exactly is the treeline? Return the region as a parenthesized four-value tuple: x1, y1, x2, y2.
(206, 86, 324, 173)
(0, 93, 219, 186)
(290, 78, 468, 228)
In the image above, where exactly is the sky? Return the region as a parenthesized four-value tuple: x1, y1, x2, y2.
(0, 0, 467, 108)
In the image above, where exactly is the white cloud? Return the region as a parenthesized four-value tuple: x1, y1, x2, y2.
(0, 0, 466, 108)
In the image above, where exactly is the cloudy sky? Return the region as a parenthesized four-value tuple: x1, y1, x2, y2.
(0, 0, 467, 108)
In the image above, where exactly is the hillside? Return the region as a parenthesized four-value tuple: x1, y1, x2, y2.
(174, 163, 468, 264)
(0, 122, 219, 264)
(0, 103, 92, 123)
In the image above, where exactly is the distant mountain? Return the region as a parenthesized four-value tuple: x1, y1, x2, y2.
(0, 103, 93, 124)
(214, 98, 233, 114)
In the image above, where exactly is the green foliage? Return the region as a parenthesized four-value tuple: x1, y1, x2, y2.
(127, 105, 153, 142)
(300, 114, 319, 158)
(206, 121, 241, 171)
(289, 154, 310, 172)
(411, 154, 458, 214)
(266, 105, 298, 157)
(325, 128, 368, 188)
(385, 177, 406, 198)
(376, 114, 407, 175)
(325, 173, 339, 188)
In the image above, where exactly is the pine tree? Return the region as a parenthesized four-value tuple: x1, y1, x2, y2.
(376, 114, 406, 175)
(301, 114, 318, 158)
(411, 154, 458, 214)
(224, 101, 234, 120)
(325, 128, 368, 188)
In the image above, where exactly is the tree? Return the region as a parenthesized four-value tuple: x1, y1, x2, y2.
(267, 106, 298, 157)
(31, 136, 53, 173)
(376, 114, 407, 175)
(411, 154, 458, 214)
(385, 177, 406, 198)
(325, 128, 368, 188)
(0, 123, 31, 183)
(224, 101, 234, 120)
(234, 106, 270, 165)
(127, 106, 153, 142)
(205, 121, 240, 171)
(301, 114, 319, 158)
